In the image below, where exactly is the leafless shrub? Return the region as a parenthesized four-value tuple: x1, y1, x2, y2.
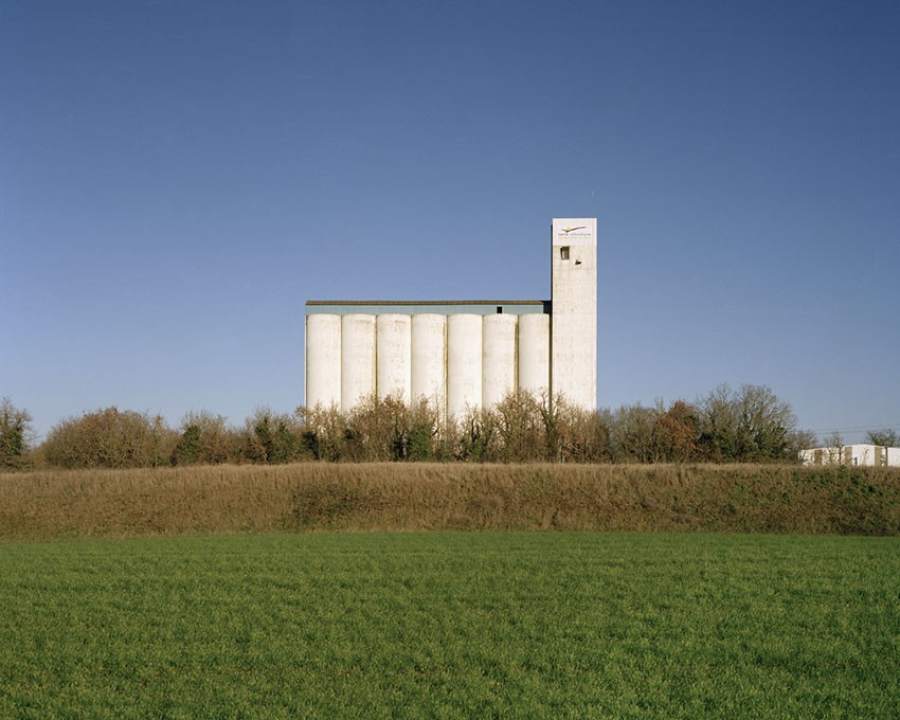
(32, 384, 809, 468)
(494, 392, 546, 462)
(41, 407, 176, 469)
(697, 384, 796, 462)
(297, 404, 348, 461)
(867, 429, 899, 447)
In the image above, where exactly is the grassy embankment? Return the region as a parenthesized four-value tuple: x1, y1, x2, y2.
(1, 532, 898, 718)
(1, 463, 898, 540)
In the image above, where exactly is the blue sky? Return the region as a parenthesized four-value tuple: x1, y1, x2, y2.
(2, 0, 899, 440)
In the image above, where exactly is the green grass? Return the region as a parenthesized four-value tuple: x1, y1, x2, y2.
(1, 533, 898, 719)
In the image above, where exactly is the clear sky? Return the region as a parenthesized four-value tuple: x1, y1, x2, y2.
(2, 0, 899, 440)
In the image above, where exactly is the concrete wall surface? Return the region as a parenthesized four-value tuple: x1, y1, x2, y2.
(376, 314, 412, 403)
(341, 314, 376, 412)
(482, 314, 517, 409)
(447, 314, 483, 419)
(518, 313, 550, 399)
(305, 314, 341, 408)
(551, 217, 597, 410)
(307, 309, 558, 419)
(411, 313, 447, 414)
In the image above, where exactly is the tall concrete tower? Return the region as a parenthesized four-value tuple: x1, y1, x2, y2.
(551, 218, 597, 410)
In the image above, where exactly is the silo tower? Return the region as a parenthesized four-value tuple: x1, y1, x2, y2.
(305, 217, 598, 415)
(550, 218, 597, 411)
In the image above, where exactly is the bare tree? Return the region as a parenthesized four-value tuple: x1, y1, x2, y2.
(866, 429, 899, 447)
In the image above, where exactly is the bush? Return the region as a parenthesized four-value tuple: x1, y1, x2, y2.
(494, 392, 546, 462)
(557, 402, 612, 463)
(300, 396, 445, 462)
(29, 383, 811, 468)
(41, 407, 177, 469)
(697, 384, 796, 462)
(609, 404, 659, 462)
(867, 429, 899, 447)
(172, 412, 244, 466)
(0, 398, 33, 470)
(245, 409, 308, 464)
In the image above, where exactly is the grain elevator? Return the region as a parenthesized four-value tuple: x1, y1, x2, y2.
(305, 218, 597, 417)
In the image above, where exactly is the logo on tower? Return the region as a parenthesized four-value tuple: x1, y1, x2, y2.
(554, 219, 595, 244)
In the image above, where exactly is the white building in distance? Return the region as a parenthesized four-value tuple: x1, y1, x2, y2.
(800, 444, 900, 467)
(304, 218, 597, 418)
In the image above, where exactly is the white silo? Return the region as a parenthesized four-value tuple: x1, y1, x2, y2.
(341, 314, 376, 412)
(551, 217, 597, 410)
(518, 313, 550, 399)
(482, 314, 517, 409)
(447, 314, 483, 419)
(376, 314, 412, 403)
(411, 314, 446, 413)
(305, 314, 341, 408)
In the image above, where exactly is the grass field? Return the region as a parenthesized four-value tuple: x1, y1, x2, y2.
(1, 532, 898, 718)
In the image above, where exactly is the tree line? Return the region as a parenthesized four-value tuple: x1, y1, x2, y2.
(0, 384, 856, 470)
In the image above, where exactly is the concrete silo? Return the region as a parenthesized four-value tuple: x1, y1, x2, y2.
(341, 314, 376, 412)
(376, 314, 412, 403)
(447, 314, 483, 418)
(551, 218, 597, 410)
(304, 217, 598, 418)
(517, 313, 550, 399)
(305, 313, 341, 408)
(411, 314, 446, 414)
(482, 314, 517, 409)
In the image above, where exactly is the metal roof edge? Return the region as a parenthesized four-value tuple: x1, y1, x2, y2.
(305, 299, 548, 306)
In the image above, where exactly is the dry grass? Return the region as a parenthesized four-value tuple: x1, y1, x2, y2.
(1, 463, 898, 540)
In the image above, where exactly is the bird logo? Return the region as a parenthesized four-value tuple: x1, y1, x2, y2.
(562, 225, 586, 234)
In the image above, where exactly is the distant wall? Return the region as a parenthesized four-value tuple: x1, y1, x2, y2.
(801, 444, 900, 467)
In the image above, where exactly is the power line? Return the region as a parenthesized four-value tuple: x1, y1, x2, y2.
(807, 424, 900, 433)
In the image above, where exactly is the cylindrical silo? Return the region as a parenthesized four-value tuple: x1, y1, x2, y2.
(482, 314, 517, 409)
(341, 314, 376, 412)
(447, 314, 483, 419)
(376, 314, 411, 403)
(518, 313, 550, 400)
(411, 314, 446, 413)
(305, 314, 341, 408)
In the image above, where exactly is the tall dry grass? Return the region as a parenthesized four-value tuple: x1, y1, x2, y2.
(2, 463, 898, 540)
